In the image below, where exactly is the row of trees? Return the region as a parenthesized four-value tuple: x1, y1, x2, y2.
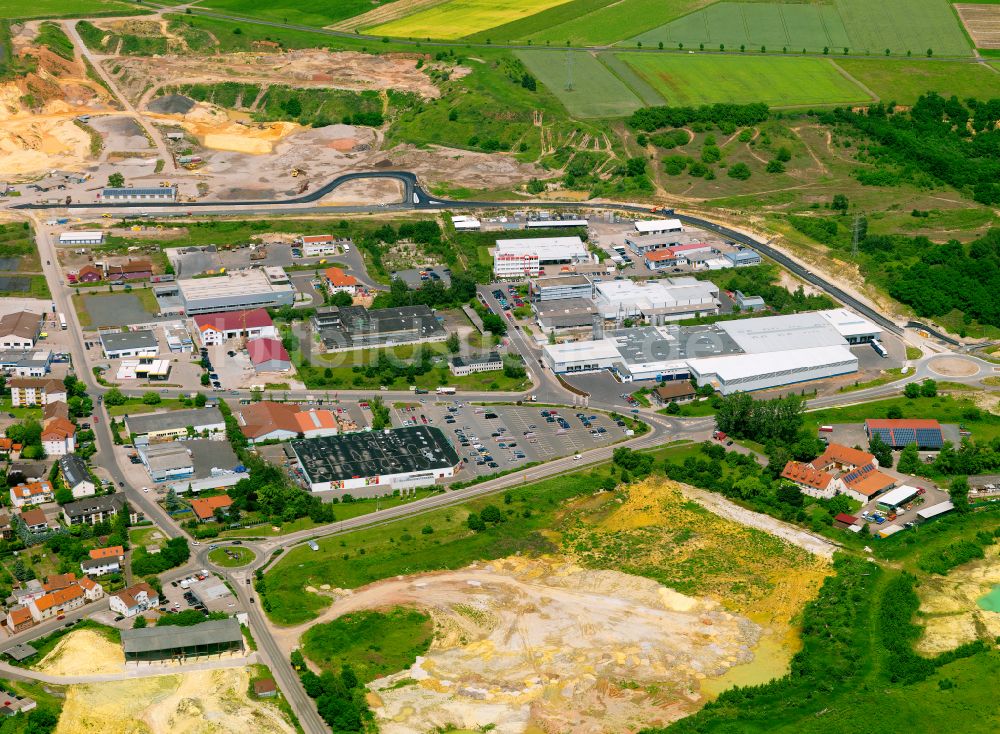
(628, 102, 769, 132)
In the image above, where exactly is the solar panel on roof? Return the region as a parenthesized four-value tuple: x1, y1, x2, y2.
(915, 428, 944, 448)
(891, 428, 917, 447)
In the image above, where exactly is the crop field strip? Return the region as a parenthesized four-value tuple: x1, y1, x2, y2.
(617, 53, 873, 107)
(368, 0, 577, 40)
(196, 0, 381, 27)
(515, 50, 649, 118)
(954, 3, 1000, 49)
(834, 58, 1000, 105)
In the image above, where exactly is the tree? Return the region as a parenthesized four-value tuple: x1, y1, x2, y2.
(466, 512, 486, 532)
(133, 614, 147, 629)
(949, 476, 970, 514)
(625, 157, 647, 177)
(776, 482, 804, 507)
(831, 193, 849, 211)
(165, 487, 181, 511)
(55, 486, 74, 504)
(142, 391, 162, 405)
(766, 159, 786, 173)
(107, 172, 124, 188)
(104, 387, 127, 406)
(727, 162, 751, 180)
(886, 405, 904, 419)
(869, 431, 893, 468)
(194, 392, 207, 408)
(904, 383, 921, 399)
(897, 443, 921, 474)
(480, 504, 503, 524)
(776, 147, 792, 163)
(445, 332, 460, 354)
(329, 290, 353, 307)
(920, 379, 937, 398)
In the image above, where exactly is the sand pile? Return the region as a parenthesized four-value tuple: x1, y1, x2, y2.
(35, 629, 125, 677)
(147, 93, 195, 115)
(147, 99, 298, 154)
(0, 114, 92, 176)
(55, 668, 294, 734)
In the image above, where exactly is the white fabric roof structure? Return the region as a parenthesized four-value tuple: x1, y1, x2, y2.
(494, 237, 588, 262)
(817, 308, 883, 340)
(877, 485, 921, 507)
(719, 312, 847, 353)
(634, 219, 682, 234)
(451, 215, 481, 230)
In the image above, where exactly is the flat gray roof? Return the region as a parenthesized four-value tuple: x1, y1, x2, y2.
(534, 274, 591, 287)
(125, 407, 224, 435)
(100, 330, 157, 352)
(122, 618, 241, 653)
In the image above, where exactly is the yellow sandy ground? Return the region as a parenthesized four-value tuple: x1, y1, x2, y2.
(36, 629, 125, 677)
(917, 544, 1000, 654)
(147, 101, 298, 154)
(55, 668, 294, 734)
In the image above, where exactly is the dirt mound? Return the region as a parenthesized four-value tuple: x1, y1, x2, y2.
(148, 93, 195, 115)
(55, 668, 294, 734)
(917, 545, 1000, 654)
(35, 629, 124, 677)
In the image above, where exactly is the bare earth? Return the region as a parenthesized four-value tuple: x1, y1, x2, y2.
(293, 557, 760, 734)
(36, 629, 125, 677)
(955, 4, 1000, 49)
(55, 668, 294, 734)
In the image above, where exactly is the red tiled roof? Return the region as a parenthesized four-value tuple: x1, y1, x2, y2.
(238, 401, 301, 439)
(194, 308, 274, 333)
(190, 494, 233, 521)
(781, 461, 834, 491)
(19, 508, 47, 526)
(843, 470, 895, 497)
(247, 338, 289, 366)
(834, 513, 859, 525)
(8, 606, 32, 626)
(41, 417, 76, 440)
(865, 419, 942, 429)
(34, 584, 83, 612)
(301, 235, 333, 244)
(89, 546, 124, 560)
(12, 481, 52, 500)
(44, 573, 77, 592)
(324, 267, 358, 288)
(812, 443, 875, 470)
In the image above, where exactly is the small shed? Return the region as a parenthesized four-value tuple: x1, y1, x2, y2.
(832, 512, 858, 530)
(253, 678, 278, 698)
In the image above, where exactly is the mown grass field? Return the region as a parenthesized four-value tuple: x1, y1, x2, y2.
(631, 2, 850, 53)
(619, 53, 871, 107)
(369, 0, 574, 40)
(515, 50, 645, 118)
(518, 0, 709, 46)
(0, 0, 138, 20)
(196, 0, 381, 27)
(835, 58, 1000, 104)
(835, 0, 971, 56)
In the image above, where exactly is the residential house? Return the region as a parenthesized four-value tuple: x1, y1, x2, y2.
(652, 382, 697, 406)
(782, 442, 896, 504)
(190, 494, 233, 522)
(5, 606, 34, 634)
(41, 418, 76, 456)
(18, 507, 50, 533)
(58, 454, 95, 499)
(43, 573, 78, 593)
(0, 439, 19, 458)
(81, 556, 120, 577)
(0, 511, 12, 541)
(192, 309, 277, 347)
(0, 311, 42, 350)
(10, 481, 54, 509)
(75, 265, 103, 283)
(324, 267, 358, 295)
(29, 584, 85, 622)
(781, 461, 839, 500)
(0, 691, 37, 716)
(89, 545, 124, 562)
(812, 444, 878, 473)
(109, 582, 159, 618)
(78, 576, 104, 601)
(11, 579, 45, 606)
(43, 401, 69, 422)
(841, 466, 897, 504)
(9, 378, 66, 407)
(247, 338, 291, 373)
(62, 493, 127, 526)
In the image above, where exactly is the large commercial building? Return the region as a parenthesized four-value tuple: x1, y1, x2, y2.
(124, 407, 225, 446)
(289, 425, 461, 494)
(534, 298, 598, 333)
(493, 237, 590, 278)
(593, 278, 720, 324)
(236, 401, 339, 443)
(530, 275, 593, 302)
(311, 305, 446, 351)
(100, 186, 176, 202)
(865, 419, 944, 449)
(542, 309, 881, 393)
(58, 231, 104, 245)
(100, 330, 158, 359)
(140, 442, 194, 482)
(634, 218, 683, 236)
(176, 270, 295, 315)
(0, 311, 42, 350)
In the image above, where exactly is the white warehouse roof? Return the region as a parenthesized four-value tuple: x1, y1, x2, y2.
(635, 218, 682, 233)
(59, 231, 104, 242)
(877, 485, 920, 507)
(594, 278, 718, 317)
(917, 501, 954, 520)
(719, 312, 847, 353)
(544, 338, 623, 364)
(687, 345, 856, 383)
(817, 308, 883, 339)
(494, 236, 587, 261)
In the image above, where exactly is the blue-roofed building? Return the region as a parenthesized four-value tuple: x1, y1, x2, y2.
(865, 419, 944, 449)
(724, 249, 762, 267)
(100, 187, 176, 202)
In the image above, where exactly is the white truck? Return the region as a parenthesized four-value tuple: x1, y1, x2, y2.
(436, 386, 456, 395)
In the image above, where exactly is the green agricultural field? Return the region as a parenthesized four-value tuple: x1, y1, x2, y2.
(0, 0, 139, 20)
(835, 59, 1000, 104)
(519, 0, 709, 46)
(630, 2, 850, 52)
(834, 0, 971, 56)
(369, 0, 574, 40)
(196, 0, 384, 27)
(619, 53, 871, 107)
(301, 607, 433, 682)
(515, 50, 645, 118)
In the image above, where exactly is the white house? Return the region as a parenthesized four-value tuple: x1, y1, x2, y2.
(80, 557, 121, 577)
(109, 582, 159, 618)
(59, 454, 96, 499)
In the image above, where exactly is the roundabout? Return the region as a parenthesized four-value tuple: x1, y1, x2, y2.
(925, 355, 984, 378)
(208, 545, 256, 568)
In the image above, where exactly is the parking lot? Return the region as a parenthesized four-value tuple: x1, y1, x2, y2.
(389, 401, 630, 479)
(392, 267, 451, 289)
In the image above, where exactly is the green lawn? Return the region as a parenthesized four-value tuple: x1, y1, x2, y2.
(834, 58, 1000, 104)
(619, 53, 871, 107)
(0, 398, 42, 421)
(516, 50, 645, 118)
(106, 397, 188, 417)
(0, 0, 140, 20)
(208, 546, 255, 567)
(301, 606, 433, 682)
(129, 525, 166, 549)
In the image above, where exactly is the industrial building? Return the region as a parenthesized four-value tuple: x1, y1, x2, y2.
(534, 298, 598, 333)
(634, 218, 683, 235)
(100, 330, 158, 359)
(289, 425, 461, 494)
(725, 250, 762, 267)
(236, 401, 340, 443)
(139, 442, 194, 482)
(124, 407, 225, 446)
(121, 618, 243, 662)
(100, 186, 176, 202)
(864, 419, 944, 449)
(493, 237, 590, 278)
(247, 338, 291, 373)
(542, 309, 881, 393)
(176, 269, 295, 315)
(0, 311, 42, 350)
(592, 278, 720, 324)
(450, 352, 503, 376)
(58, 231, 104, 245)
(451, 215, 481, 231)
(530, 275, 593, 302)
(311, 305, 446, 351)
